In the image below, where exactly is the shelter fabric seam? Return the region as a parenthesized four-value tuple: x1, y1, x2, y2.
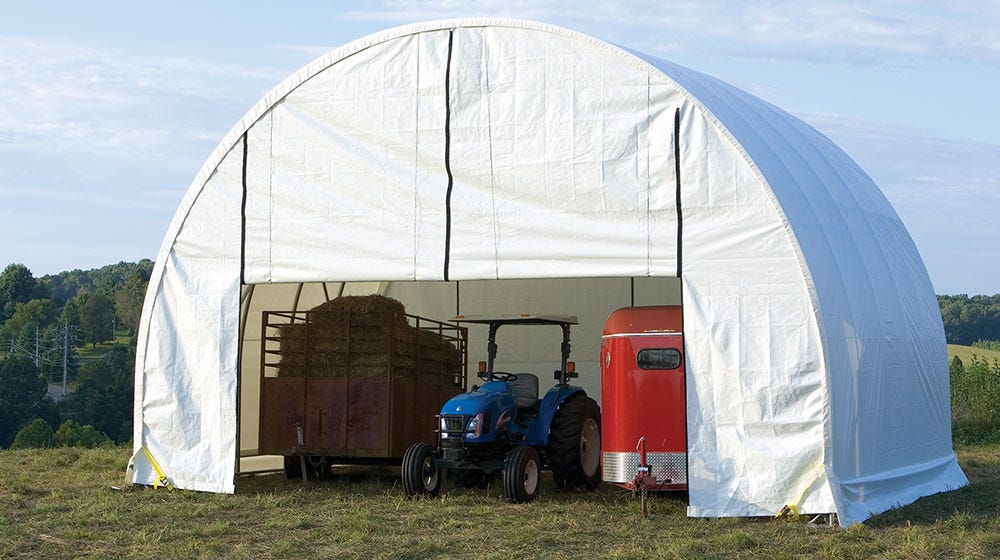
(674, 108, 682, 279)
(442, 29, 456, 281)
(240, 132, 248, 285)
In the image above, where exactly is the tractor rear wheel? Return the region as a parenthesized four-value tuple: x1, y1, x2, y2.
(503, 446, 541, 503)
(402, 442, 441, 498)
(547, 393, 602, 490)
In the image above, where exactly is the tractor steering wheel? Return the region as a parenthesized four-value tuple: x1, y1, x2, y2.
(492, 371, 518, 382)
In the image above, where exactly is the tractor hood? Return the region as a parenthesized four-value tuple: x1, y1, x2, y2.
(440, 380, 515, 416)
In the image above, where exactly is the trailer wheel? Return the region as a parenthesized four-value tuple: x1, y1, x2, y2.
(283, 456, 302, 480)
(284, 454, 332, 480)
(402, 442, 441, 498)
(548, 393, 602, 490)
(503, 446, 540, 503)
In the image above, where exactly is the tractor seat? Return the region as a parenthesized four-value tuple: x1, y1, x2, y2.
(508, 373, 539, 408)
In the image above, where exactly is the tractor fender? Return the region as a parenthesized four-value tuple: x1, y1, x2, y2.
(534, 385, 586, 446)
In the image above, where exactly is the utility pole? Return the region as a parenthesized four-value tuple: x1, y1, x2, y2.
(35, 326, 40, 367)
(63, 319, 69, 397)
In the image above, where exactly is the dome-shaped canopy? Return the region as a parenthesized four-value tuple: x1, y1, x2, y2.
(132, 18, 964, 525)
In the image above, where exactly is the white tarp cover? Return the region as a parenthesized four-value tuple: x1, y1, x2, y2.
(133, 18, 966, 525)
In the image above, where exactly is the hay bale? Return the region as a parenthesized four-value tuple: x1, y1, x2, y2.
(309, 295, 407, 327)
(272, 294, 464, 384)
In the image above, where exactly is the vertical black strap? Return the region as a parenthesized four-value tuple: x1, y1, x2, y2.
(236, 131, 250, 474)
(673, 108, 691, 492)
(442, 29, 456, 281)
(240, 131, 249, 285)
(674, 108, 683, 279)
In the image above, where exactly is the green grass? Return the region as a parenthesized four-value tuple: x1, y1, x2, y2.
(74, 329, 132, 362)
(1, 445, 999, 559)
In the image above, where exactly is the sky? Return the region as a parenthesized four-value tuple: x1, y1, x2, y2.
(0, 0, 997, 295)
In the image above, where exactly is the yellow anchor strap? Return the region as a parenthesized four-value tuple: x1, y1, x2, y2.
(776, 462, 824, 520)
(138, 446, 173, 490)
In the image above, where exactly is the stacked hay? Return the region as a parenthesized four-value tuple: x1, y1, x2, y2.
(274, 295, 462, 385)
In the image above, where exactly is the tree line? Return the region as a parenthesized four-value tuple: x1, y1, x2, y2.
(938, 294, 1000, 346)
(1, 259, 998, 449)
(0, 261, 151, 448)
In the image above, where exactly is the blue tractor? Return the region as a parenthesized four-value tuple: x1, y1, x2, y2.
(401, 315, 601, 503)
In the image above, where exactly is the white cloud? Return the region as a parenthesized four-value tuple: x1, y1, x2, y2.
(1, 11, 995, 292)
(0, 36, 288, 162)
(342, 0, 1000, 66)
(805, 113, 1000, 294)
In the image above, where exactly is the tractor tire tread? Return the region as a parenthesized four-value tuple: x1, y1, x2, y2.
(402, 442, 440, 498)
(547, 393, 602, 490)
(503, 445, 540, 503)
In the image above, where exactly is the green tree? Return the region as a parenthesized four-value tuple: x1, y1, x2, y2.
(68, 344, 134, 442)
(61, 298, 81, 331)
(0, 264, 48, 323)
(0, 355, 53, 447)
(0, 298, 59, 342)
(80, 292, 115, 346)
(11, 417, 54, 448)
(114, 267, 150, 334)
(39, 259, 153, 306)
(53, 419, 111, 448)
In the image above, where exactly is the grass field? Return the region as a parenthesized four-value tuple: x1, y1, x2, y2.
(1, 444, 998, 560)
(1, 343, 994, 558)
(948, 344, 1000, 365)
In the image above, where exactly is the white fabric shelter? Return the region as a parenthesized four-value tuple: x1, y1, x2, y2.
(132, 18, 966, 526)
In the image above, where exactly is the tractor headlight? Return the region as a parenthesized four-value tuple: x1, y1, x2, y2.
(465, 413, 483, 438)
(440, 417, 450, 439)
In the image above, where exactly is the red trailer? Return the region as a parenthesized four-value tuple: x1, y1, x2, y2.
(600, 305, 687, 492)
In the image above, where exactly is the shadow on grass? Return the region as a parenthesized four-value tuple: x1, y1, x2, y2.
(868, 445, 1000, 528)
(233, 465, 686, 511)
(235, 465, 399, 495)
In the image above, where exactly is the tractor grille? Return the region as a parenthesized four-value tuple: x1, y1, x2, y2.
(439, 415, 467, 437)
(602, 451, 687, 484)
(438, 415, 468, 461)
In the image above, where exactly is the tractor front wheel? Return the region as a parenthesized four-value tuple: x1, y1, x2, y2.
(503, 446, 541, 503)
(547, 394, 602, 490)
(401, 442, 441, 498)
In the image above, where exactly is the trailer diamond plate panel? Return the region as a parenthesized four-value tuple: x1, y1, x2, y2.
(602, 451, 687, 484)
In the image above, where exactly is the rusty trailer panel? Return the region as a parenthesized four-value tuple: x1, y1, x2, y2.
(258, 308, 467, 461)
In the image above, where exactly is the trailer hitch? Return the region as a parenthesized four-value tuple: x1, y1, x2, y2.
(632, 436, 656, 517)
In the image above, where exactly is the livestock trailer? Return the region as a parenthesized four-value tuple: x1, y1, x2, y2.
(600, 305, 687, 492)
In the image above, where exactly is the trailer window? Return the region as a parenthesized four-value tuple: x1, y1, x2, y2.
(637, 348, 681, 370)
